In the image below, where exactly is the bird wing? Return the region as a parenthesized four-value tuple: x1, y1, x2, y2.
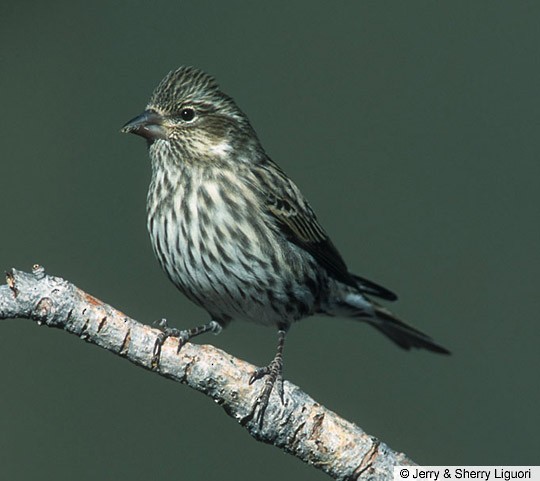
(269, 194, 356, 287)
(253, 161, 356, 287)
(254, 160, 397, 301)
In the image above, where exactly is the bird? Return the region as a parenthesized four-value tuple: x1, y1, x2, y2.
(121, 66, 449, 422)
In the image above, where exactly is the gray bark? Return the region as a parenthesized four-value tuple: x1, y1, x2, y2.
(0, 265, 414, 480)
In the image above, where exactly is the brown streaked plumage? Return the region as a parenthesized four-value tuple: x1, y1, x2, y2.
(122, 66, 449, 423)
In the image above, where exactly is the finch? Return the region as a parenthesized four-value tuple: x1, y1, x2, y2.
(122, 66, 449, 421)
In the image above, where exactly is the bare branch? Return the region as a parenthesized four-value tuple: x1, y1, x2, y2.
(0, 265, 415, 480)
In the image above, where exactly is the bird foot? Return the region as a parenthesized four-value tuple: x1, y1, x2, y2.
(154, 318, 192, 349)
(151, 319, 222, 369)
(248, 356, 285, 427)
(151, 319, 193, 368)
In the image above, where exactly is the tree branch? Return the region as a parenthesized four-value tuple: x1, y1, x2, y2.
(0, 265, 414, 480)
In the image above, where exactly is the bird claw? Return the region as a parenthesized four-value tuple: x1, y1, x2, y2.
(276, 375, 285, 404)
(153, 318, 168, 329)
(249, 366, 269, 384)
(248, 359, 285, 427)
(153, 318, 184, 338)
(151, 318, 191, 368)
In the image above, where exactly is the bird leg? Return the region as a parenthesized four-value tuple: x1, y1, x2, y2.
(152, 319, 222, 367)
(249, 328, 287, 426)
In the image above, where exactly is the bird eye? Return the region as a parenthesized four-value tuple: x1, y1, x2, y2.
(180, 108, 195, 121)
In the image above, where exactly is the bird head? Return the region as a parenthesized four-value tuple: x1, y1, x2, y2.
(122, 66, 259, 162)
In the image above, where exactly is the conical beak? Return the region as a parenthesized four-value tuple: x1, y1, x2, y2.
(121, 110, 168, 140)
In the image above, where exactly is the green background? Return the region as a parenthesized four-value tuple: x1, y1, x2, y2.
(1, 2, 539, 479)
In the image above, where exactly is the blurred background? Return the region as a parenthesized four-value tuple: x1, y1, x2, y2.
(1, 2, 539, 479)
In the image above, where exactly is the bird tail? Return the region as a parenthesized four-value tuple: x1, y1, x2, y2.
(339, 292, 450, 354)
(368, 303, 450, 354)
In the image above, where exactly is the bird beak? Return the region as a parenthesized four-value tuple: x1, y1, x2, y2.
(121, 110, 169, 140)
